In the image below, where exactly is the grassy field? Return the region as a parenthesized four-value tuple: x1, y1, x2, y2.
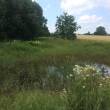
(0, 36, 110, 65)
(0, 90, 66, 110)
(0, 37, 110, 90)
(0, 36, 110, 110)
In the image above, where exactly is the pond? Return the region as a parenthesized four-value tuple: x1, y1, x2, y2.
(47, 63, 110, 76)
(35, 63, 110, 90)
(95, 63, 110, 76)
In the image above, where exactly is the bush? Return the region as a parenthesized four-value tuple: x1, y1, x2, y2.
(66, 65, 110, 110)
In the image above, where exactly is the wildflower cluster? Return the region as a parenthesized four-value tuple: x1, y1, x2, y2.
(72, 65, 110, 88)
(35, 41, 41, 45)
(29, 40, 41, 46)
(67, 65, 110, 110)
(73, 64, 101, 76)
(67, 65, 102, 86)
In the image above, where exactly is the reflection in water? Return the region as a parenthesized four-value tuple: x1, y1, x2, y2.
(95, 64, 110, 76)
(48, 64, 110, 76)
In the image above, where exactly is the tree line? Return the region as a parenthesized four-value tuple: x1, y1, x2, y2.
(55, 13, 108, 39)
(0, 0, 108, 41)
(0, 0, 49, 41)
(84, 26, 107, 36)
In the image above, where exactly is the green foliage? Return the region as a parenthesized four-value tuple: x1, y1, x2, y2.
(1, 64, 110, 110)
(0, 39, 110, 110)
(0, 0, 49, 41)
(94, 26, 107, 35)
(0, 90, 66, 110)
(55, 13, 80, 39)
(0, 39, 110, 92)
(67, 65, 110, 110)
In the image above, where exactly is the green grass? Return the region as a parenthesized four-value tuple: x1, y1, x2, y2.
(0, 38, 110, 65)
(1, 37, 110, 110)
(0, 90, 66, 110)
(0, 38, 110, 91)
(67, 65, 110, 110)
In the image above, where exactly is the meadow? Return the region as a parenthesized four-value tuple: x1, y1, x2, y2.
(0, 36, 110, 110)
(78, 35, 110, 42)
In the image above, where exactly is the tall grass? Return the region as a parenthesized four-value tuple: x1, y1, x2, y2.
(1, 65, 110, 110)
(0, 38, 110, 110)
(0, 90, 66, 110)
(66, 65, 110, 110)
(0, 38, 110, 64)
(0, 38, 110, 92)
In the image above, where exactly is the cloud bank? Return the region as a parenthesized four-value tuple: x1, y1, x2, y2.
(78, 15, 102, 24)
(60, 0, 110, 14)
(60, 0, 110, 33)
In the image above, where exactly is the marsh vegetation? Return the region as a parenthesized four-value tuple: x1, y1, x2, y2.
(0, 37, 110, 110)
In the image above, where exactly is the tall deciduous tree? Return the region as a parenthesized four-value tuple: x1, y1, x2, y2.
(94, 26, 107, 35)
(55, 13, 80, 39)
(0, 0, 49, 41)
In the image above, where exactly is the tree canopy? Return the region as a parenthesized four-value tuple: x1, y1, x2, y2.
(55, 13, 80, 39)
(0, 0, 49, 41)
(94, 26, 107, 35)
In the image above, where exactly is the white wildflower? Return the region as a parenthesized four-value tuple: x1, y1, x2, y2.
(86, 74, 90, 77)
(99, 83, 103, 87)
(66, 75, 69, 79)
(63, 88, 67, 93)
(35, 40, 40, 45)
(102, 78, 106, 80)
(69, 74, 73, 77)
(82, 86, 86, 89)
(83, 77, 86, 80)
(106, 76, 110, 79)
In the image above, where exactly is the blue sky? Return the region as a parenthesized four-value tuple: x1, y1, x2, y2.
(35, 0, 110, 34)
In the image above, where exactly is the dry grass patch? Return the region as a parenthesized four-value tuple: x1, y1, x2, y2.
(78, 35, 110, 42)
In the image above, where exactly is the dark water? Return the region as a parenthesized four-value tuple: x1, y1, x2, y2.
(95, 64, 110, 76)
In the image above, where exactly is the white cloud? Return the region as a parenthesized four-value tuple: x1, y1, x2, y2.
(77, 17, 110, 34)
(60, 0, 100, 14)
(60, 0, 110, 14)
(60, 0, 110, 34)
(106, 0, 110, 8)
(77, 15, 104, 34)
(78, 15, 103, 24)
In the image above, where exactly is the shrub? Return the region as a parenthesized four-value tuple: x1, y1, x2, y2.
(66, 65, 110, 110)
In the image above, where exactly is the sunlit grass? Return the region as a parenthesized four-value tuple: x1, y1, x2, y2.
(78, 35, 110, 42)
(0, 90, 66, 110)
(0, 37, 110, 65)
(0, 37, 110, 110)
